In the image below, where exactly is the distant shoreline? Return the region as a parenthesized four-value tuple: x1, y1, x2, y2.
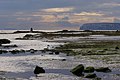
(0, 29, 119, 34)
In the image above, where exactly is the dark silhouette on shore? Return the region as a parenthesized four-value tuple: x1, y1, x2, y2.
(30, 28, 33, 32)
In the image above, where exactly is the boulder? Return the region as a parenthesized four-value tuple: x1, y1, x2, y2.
(29, 49, 37, 53)
(85, 73, 97, 78)
(70, 64, 84, 76)
(0, 39, 11, 44)
(95, 67, 111, 72)
(61, 59, 66, 61)
(55, 52, 60, 55)
(10, 50, 20, 54)
(34, 66, 45, 75)
(115, 46, 119, 50)
(84, 66, 95, 73)
(49, 52, 53, 55)
(20, 49, 25, 53)
(24, 34, 34, 38)
(3, 44, 18, 48)
(0, 50, 8, 54)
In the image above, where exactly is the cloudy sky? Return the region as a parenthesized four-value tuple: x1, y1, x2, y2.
(0, 0, 120, 30)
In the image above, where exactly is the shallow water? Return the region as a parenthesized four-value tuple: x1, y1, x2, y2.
(0, 31, 62, 50)
(2, 69, 72, 79)
(0, 30, 120, 80)
(1, 68, 120, 79)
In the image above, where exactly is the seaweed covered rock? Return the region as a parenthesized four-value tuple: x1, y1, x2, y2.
(61, 59, 66, 61)
(30, 49, 35, 53)
(19, 49, 25, 53)
(10, 50, 20, 54)
(85, 73, 97, 78)
(115, 46, 119, 50)
(3, 44, 18, 48)
(84, 66, 95, 73)
(23, 34, 34, 39)
(95, 67, 111, 72)
(49, 52, 54, 55)
(0, 39, 11, 44)
(70, 64, 84, 76)
(0, 50, 8, 54)
(34, 66, 45, 75)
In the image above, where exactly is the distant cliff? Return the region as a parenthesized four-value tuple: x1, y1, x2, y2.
(80, 23, 120, 30)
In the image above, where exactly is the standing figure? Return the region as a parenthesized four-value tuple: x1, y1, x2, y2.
(30, 28, 33, 32)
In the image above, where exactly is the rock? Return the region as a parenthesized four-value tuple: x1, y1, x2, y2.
(95, 67, 111, 72)
(84, 66, 95, 73)
(0, 50, 8, 54)
(41, 50, 46, 53)
(61, 59, 66, 61)
(49, 52, 53, 55)
(34, 66, 45, 75)
(88, 51, 92, 53)
(0, 39, 11, 44)
(55, 52, 59, 55)
(70, 64, 84, 76)
(0, 71, 6, 75)
(30, 49, 35, 53)
(104, 49, 108, 51)
(10, 50, 20, 54)
(66, 53, 70, 56)
(85, 73, 97, 78)
(23, 34, 34, 38)
(20, 49, 25, 53)
(41, 55, 44, 56)
(3, 44, 18, 48)
(115, 46, 119, 50)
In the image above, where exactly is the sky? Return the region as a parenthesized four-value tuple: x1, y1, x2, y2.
(0, 0, 120, 30)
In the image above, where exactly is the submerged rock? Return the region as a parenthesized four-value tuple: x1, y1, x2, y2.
(34, 66, 45, 75)
(70, 64, 84, 76)
(84, 66, 95, 73)
(95, 67, 111, 72)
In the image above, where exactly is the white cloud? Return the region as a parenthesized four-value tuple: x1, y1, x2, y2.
(74, 12, 104, 16)
(100, 2, 120, 7)
(41, 7, 74, 13)
(16, 17, 32, 21)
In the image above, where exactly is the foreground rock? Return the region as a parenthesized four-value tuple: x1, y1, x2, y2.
(0, 50, 8, 54)
(85, 73, 97, 78)
(0, 39, 11, 45)
(34, 66, 45, 76)
(55, 52, 60, 55)
(115, 46, 119, 50)
(95, 67, 111, 72)
(70, 64, 84, 76)
(84, 66, 95, 73)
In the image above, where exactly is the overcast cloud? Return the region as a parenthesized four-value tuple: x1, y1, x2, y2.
(0, 0, 120, 30)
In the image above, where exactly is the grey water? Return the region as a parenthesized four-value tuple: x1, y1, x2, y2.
(1, 69, 120, 79)
(3, 69, 72, 79)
